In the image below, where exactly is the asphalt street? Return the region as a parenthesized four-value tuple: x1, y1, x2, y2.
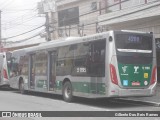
(0, 88, 160, 120)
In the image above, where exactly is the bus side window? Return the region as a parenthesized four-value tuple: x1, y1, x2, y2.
(10, 57, 17, 77)
(73, 42, 90, 76)
(88, 39, 106, 77)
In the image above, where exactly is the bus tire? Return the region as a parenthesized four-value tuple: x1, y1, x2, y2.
(62, 81, 73, 102)
(19, 80, 25, 94)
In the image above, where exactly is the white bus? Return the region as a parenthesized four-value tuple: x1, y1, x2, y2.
(0, 52, 11, 87)
(9, 30, 157, 102)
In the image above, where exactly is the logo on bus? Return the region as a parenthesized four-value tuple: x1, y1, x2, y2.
(122, 66, 127, 73)
(144, 73, 148, 78)
(134, 66, 139, 74)
(123, 80, 128, 86)
(121, 66, 128, 76)
(144, 80, 148, 86)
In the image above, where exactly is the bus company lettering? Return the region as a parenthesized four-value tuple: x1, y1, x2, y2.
(77, 67, 86, 73)
(83, 35, 104, 42)
(28, 113, 42, 117)
(12, 112, 42, 117)
(12, 112, 27, 117)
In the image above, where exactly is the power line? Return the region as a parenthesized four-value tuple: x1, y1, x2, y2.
(3, 25, 44, 40)
(2, 8, 37, 13)
(1, 8, 42, 30)
(9, 30, 45, 43)
(52, 0, 159, 29)
(0, 0, 10, 9)
(2, 0, 158, 42)
(1, 0, 15, 10)
(2, 7, 38, 24)
(3, 14, 40, 30)
(46, 0, 160, 38)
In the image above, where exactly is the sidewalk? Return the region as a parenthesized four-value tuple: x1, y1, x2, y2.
(116, 84, 160, 106)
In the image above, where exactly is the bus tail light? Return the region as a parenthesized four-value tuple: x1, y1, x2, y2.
(110, 64, 118, 85)
(3, 68, 8, 79)
(150, 66, 157, 85)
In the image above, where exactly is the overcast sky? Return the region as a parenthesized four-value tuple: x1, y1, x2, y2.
(0, 0, 45, 42)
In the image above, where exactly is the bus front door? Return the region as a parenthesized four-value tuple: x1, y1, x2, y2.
(49, 51, 57, 91)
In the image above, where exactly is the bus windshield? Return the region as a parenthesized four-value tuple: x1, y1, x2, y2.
(115, 34, 153, 53)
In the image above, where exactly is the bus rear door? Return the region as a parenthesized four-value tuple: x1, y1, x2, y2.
(49, 51, 57, 91)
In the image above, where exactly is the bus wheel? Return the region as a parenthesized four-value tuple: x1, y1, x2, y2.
(62, 81, 73, 102)
(19, 80, 25, 94)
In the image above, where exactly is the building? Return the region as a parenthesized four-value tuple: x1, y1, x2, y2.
(49, 0, 101, 39)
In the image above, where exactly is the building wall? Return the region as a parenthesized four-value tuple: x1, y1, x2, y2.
(50, 0, 100, 40)
(99, 0, 160, 38)
(108, 18, 160, 38)
(102, 0, 157, 12)
(50, 0, 160, 38)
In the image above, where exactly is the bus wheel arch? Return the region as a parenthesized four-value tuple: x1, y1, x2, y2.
(19, 77, 25, 94)
(62, 78, 73, 102)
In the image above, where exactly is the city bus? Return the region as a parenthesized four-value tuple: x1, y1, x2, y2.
(9, 30, 157, 102)
(0, 52, 11, 87)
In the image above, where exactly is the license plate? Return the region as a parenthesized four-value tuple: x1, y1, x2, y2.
(132, 82, 140, 86)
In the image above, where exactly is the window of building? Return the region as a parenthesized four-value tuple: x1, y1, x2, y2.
(91, 2, 97, 11)
(58, 7, 79, 27)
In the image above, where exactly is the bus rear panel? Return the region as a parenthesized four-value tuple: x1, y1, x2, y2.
(108, 31, 156, 97)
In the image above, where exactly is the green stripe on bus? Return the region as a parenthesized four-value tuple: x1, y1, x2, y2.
(56, 81, 106, 95)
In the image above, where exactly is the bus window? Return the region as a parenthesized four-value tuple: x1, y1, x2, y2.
(73, 42, 90, 76)
(115, 34, 153, 64)
(57, 45, 74, 76)
(21, 56, 29, 76)
(34, 52, 48, 89)
(10, 57, 19, 77)
(116, 34, 152, 50)
(74, 43, 89, 65)
(88, 39, 106, 77)
(35, 52, 48, 76)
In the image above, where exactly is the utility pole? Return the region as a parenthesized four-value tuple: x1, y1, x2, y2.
(45, 12, 51, 41)
(38, 0, 56, 41)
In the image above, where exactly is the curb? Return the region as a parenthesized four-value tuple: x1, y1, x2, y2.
(110, 98, 160, 107)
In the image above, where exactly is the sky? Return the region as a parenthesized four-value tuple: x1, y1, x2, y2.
(0, 0, 45, 43)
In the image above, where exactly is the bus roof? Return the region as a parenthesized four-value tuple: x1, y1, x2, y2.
(12, 46, 36, 57)
(23, 30, 152, 54)
(26, 32, 109, 53)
